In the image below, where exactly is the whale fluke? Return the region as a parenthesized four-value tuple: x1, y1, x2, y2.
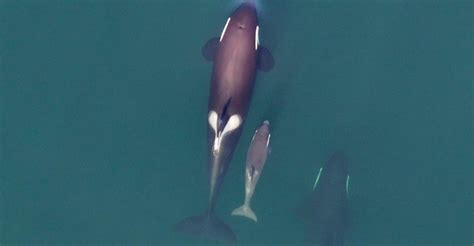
(231, 204, 258, 222)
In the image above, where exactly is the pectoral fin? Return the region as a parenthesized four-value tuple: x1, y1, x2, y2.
(202, 37, 219, 61)
(257, 46, 274, 72)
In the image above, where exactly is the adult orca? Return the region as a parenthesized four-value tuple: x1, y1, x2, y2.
(175, 1, 274, 243)
(296, 151, 351, 246)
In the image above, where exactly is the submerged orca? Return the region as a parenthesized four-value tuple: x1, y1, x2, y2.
(175, 1, 274, 243)
(297, 151, 351, 246)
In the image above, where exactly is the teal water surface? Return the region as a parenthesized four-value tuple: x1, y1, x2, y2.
(1, 0, 472, 245)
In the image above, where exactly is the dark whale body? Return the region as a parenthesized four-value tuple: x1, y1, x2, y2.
(297, 151, 351, 246)
(175, 2, 274, 243)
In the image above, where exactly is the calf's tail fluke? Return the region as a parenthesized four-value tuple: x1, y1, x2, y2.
(175, 213, 237, 243)
(231, 204, 258, 222)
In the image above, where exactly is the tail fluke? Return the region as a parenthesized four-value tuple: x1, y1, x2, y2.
(175, 213, 237, 243)
(231, 204, 258, 222)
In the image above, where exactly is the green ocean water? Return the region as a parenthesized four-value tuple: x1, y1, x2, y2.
(1, 0, 472, 245)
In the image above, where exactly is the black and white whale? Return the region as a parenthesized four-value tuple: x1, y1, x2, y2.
(296, 151, 351, 246)
(175, 1, 274, 243)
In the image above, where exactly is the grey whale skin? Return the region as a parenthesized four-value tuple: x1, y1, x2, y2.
(175, 1, 274, 243)
(231, 120, 271, 222)
(297, 151, 350, 246)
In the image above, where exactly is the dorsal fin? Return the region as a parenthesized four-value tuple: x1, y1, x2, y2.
(222, 97, 232, 117)
(219, 97, 232, 130)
